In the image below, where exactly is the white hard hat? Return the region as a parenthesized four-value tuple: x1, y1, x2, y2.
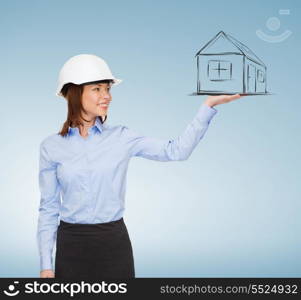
(56, 54, 122, 97)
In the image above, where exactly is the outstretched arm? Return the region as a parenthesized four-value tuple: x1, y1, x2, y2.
(122, 94, 243, 161)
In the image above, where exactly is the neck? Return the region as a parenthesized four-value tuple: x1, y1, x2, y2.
(81, 120, 95, 127)
(78, 117, 96, 134)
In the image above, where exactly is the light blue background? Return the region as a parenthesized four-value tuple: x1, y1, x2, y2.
(0, 0, 300, 277)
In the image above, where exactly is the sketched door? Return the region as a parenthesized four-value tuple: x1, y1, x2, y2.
(247, 64, 256, 93)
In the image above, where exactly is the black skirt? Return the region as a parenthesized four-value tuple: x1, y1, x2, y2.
(54, 217, 135, 279)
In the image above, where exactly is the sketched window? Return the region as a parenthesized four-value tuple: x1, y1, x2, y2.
(257, 70, 265, 83)
(208, 60, 232, 81)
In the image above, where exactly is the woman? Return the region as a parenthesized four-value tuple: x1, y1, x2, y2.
(37, 54, 242, 279)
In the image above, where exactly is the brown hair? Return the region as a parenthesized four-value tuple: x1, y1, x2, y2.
(58, 80, 112, 137)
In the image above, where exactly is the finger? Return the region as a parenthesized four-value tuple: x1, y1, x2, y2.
(226, 94, 241, 101)
(210, 95, 229, 101)
(214, 94, 240, 101)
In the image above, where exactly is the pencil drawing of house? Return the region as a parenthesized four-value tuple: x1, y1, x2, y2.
(195, 31, 268, 95)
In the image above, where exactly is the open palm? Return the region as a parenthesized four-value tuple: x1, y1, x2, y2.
(205, 93, 243, 107)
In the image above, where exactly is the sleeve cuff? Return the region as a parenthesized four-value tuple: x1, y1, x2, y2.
(40, 255, 53, 271)
(196, 103, 218, 124)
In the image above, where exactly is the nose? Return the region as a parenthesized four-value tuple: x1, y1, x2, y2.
(102, 91, 111, 99)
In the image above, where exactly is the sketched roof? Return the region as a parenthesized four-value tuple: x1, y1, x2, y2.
(195, 31, 265, 67)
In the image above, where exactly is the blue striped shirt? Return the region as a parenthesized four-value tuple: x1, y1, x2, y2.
(37, 103, 217, 271)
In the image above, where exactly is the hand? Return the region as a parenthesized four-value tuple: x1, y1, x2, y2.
(204, 94, 243, 107)
(40, 269, 55, 278)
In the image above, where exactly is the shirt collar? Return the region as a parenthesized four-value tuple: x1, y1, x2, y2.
(94, 116, 104, 133)
(68, 117, 104, 136)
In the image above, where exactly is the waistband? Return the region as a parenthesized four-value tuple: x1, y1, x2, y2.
(58, 218, 124, 232)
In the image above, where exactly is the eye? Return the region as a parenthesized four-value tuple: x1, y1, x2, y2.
(93, 87, 110, 91)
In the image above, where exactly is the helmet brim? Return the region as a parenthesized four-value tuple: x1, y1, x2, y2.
(55, 78, 122, 98)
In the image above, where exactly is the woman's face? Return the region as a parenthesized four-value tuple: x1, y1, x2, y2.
(81, 82, 112, 119)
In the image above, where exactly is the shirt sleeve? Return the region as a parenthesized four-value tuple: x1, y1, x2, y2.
(122, 103, 218, 161)
(36, 141, 61, 271)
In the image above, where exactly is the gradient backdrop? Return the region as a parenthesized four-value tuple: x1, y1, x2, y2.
(0, 0, 300, 277)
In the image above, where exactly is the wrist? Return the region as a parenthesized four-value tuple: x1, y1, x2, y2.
(204, 100, 215, 108)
